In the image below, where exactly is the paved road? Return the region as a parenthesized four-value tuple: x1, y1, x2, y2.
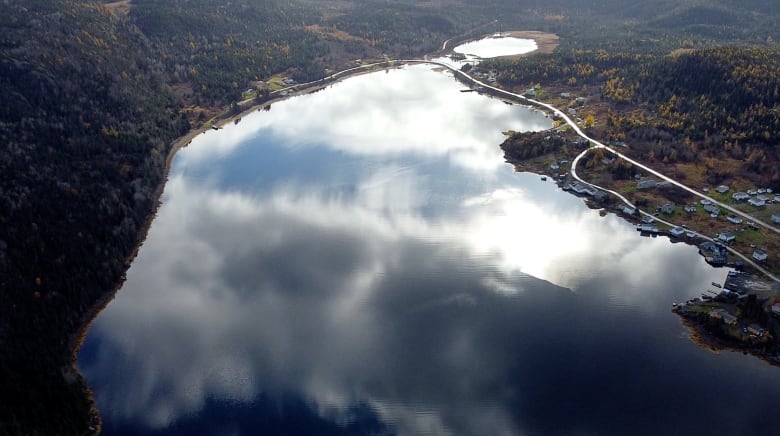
(406, 59, 779, 281)
(410, 59, 780, 236)
(235, 57, 779, 281)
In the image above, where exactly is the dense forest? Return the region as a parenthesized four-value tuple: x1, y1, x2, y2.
(486, 44, 780, 186)
(2, 0, 780, 433)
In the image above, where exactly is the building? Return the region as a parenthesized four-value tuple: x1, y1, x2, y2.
(684, 204, 697, 213)
(748, 197, 766, 207)
(660, 203, 675, 214)
(568, 181, 596, 196)
(709, 309, 738, 326)
(753, 249, 768, 261)
(732, 192, 750, 201)
(772, 213, 780, 224)
(621, 205, 636, 215)
(637, 178, 657, 189)
(772, 303, 780, 316)
(717, 231, 736, 244)
(700, 199, 712, 205)
(670, 227, 686, 238)
(641, 215, 655, 224)
(715, 185, 729, 193)
(560, 92, 571, 99)
(703, 204, 720, 215)
(726, 215, 743, 225)
(639, 224, 659, 234)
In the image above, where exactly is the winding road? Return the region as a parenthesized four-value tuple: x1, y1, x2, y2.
(235, 55, 780, 281)
(407, 58, 780, 281)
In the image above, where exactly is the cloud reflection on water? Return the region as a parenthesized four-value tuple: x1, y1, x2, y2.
(79, 66, 780, 436)
(182, 65, 551, 173)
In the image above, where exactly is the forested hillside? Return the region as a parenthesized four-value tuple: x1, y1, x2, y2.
(0, 1, 480, 433)
(0, 1, 185, 433)
(487, 44, 780, 185)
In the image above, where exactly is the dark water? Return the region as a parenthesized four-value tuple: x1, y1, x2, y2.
(79, 65, 780, 436)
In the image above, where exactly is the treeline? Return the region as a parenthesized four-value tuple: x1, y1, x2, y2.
(129, 0, 328, 104)
(0, 1, 187, 434)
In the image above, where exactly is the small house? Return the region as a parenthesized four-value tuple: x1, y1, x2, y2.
(641, 215, 655, 224)
(703, 204, 720, 215)
(717, 231, 736, 244)
(726, 215, 743, 225)
(621, 205, 637, 215)
(772, 213, 780, 224)
(748, 197, 765, 207)
(575, 97, 587, 105)
(560, 92, 571, 99)
(660, 203, 675, 214)
(715, 185, 730, 194)
(637, 178, 657, 189)
(771, 303, 780, 316)
(752, 249, 768, 261)
(670, 227, 686, 238)
(732, 192, 750, 201)
(684, 204, 697, 213)
(639, 224, 659, 234)
(700, 199, 712, 205)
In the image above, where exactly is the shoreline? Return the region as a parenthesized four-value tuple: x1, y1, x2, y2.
(69, 26, 559, 361)
(67, 30, 557, 432)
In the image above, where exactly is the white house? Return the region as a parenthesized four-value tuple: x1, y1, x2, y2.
(726, 215, 743, 225)
(748, 197, 766, 207)
(670, 227, 686, 238)
(772, 213, 780, 224)
(753, 249, 768, 261)
(715, 185, 729, 193)
(732, 192, 750, 201)
(717, 231, 736, 244)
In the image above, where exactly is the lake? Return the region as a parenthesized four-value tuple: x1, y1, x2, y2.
(452, 34, 537, 59)
(78, 63, 780, 435)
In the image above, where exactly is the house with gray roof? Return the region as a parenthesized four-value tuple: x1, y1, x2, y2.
(726, 215, 743, 225)
(717, 231, 736, 244)
(753, 249, 768, 261)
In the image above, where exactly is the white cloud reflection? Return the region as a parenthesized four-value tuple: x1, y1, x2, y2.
(453, 35, 537, 59)
(80, 65, 744, 436)
(181, 65, 551, 172)
(83, 169, 727, 433)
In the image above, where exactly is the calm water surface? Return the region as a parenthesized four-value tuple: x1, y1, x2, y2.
(452, 35, 537, 59)
(79, 65, 780, 436)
